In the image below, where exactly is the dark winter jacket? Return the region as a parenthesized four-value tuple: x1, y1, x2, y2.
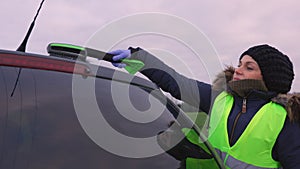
(130, 47, 300, 169)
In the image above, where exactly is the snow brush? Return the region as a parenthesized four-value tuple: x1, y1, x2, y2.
(47, 43, 144, 75)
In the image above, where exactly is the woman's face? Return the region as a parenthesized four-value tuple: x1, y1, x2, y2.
(233, 55, 263, 81)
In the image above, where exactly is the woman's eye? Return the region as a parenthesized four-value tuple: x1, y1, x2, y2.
(247, 67, 254, 70)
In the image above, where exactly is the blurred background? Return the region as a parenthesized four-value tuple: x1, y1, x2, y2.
(1, 0, 299, 91)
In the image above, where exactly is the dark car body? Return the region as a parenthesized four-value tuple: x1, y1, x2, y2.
(0, 49, 222, 169)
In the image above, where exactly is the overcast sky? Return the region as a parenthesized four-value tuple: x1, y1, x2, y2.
(1, 0, 299, 92)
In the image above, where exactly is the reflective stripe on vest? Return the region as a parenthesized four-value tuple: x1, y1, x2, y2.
(208, 92, 286, 168)
(216, 149, 282, 169)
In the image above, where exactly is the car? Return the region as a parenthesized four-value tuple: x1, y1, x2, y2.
(0, 0, 225, 167)
(0, 46, 225, 169)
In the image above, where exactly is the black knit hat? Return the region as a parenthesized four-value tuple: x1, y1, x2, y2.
(240, 44, 294, 94)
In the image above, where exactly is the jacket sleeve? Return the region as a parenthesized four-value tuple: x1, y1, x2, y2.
(273, 119, 300, 169)
(129, 47, 212, 113)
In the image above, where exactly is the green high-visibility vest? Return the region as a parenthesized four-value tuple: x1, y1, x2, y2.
(184, 91, 286, 168)
(208, 91, 286, 168)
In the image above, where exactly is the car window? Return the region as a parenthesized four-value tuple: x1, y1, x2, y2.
(0, 66, 40, 169)
(0, 67, 8, 166)
(0, 66, 23, 168)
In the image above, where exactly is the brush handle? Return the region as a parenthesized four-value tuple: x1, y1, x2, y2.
(85, 48, 121, 63)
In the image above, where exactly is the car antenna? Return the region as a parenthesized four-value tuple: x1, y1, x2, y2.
(17, 0, 46, 52)
(11, 0, 46, 97)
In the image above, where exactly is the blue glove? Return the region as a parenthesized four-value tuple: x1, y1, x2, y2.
(109, 49, 131, 68)
(108, 49, 145, 75)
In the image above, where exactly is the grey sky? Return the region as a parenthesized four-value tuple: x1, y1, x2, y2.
(1, 0, 299, 91)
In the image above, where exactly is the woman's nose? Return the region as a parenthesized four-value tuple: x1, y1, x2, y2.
(235, 67, 242, 75)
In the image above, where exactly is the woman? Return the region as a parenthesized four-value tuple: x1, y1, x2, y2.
(110, 44, 300, 169)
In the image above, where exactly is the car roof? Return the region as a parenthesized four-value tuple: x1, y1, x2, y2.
(0, 49, 158, 90)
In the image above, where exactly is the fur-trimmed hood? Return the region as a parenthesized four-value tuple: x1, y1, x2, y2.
(212, 66, 300, 124)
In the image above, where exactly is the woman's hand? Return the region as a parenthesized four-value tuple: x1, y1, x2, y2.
(109, 49, 131, 68)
